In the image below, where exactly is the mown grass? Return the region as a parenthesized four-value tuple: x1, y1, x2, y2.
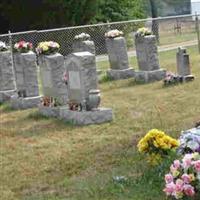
(0, 46, 200, 200)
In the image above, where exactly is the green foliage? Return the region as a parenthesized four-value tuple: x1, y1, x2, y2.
(94, 0, 146, 23)
(0, 0, 146, 32)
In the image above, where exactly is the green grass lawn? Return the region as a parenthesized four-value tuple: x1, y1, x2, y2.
(1, 46, 200, 200)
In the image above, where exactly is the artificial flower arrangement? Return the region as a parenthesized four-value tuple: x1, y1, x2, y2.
(0, 41, 8, 51)
(177, 127, 200, 155)
(41, 96, 62, 107)
(135, 27, 152, 37)
(14, 40, 33, 53)
(36, 41, 60, 55)
(137, 129, 179, 165)
(74, 33, 91, 41)
(105, 29, 123, 38)
(163, 71, 195, 86)
(163, 71, 183, 86)
(163, 153, 200, 199)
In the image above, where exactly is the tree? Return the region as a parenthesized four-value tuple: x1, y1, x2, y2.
(149, 0, 159, 43)
(94, 0, 145, 23)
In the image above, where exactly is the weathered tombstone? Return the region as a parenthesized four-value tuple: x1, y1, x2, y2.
(72, 33, 95, 55)
(105, 31, 134, 80)
(38, 53, 68, 105)
(176, 47, 194, 81)
(0, 50, 16, 102)
(39, 51, 113, 125)
(10, 51, 41, 109)
(134, 31, 166, 83)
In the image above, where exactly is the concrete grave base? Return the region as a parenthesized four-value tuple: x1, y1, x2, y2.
(39, 105, 113, 125)
(107, 68, 134, 80)
(182, 75, 195, 82)
(135, 69, 166, 83)
(0, 90, 16, 103)
(10, 96, 41, 109)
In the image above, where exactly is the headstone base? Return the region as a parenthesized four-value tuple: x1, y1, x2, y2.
(135, 69, 166, 83)
(10, 96, 41, 109)
(39, 105, 113, 125)
(107, 68, 134, 80)
(0, 90, 16, 103)
(182, 75, 195, 82)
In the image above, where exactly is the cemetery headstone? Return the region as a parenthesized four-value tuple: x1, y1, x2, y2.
(73, 33, 95, 55)
(176, 47, 194, 81)
(0, 43, 16, 102)
(105, 30, 134, 80)
(134, 28, 166, 83)
(39, 51, 113, 125)
(39, 53, 68, 105)
(11, 41, 41, 109)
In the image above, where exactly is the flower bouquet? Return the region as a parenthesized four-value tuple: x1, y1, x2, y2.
(137, 129, 179, 165)
(74, 33, 91, 41)
(178, 128, 200, 155)
(163, 71, 183, 86)
(36, 41, 60, 55)
(14, 41, 33, 53)
(164, 153, 200, 199)
(105, 29, 123, 38)
(0, 41, 8, 51)
(135, 27, 152, 37)
(41, 96, 62, 107)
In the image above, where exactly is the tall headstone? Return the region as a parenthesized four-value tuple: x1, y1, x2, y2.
(39, 51, 113, 125)
(176, 47, 191, 76)
(106, 36, 134, 79)
(176, 47, 194, 82)
(39, 53, 68, 105)
(10, 51, 41, 109)
(0, 51, 16, 102)
(135, 34, 166, 82)
(72, 33, 95, 55)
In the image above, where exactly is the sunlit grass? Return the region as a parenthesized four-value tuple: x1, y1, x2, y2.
(0, 46, 200, 200)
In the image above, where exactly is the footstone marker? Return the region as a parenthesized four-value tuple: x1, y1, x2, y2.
(11, 51, 41, 109)
(39, 53, 68, 105)
(39, 51, 113, 125)
(73, 33, 95, 55)
(0, 51, 16, 102)
(176, 47, 194, 81)
(105, 30, 134, 80)
(134, 33, 166, 82)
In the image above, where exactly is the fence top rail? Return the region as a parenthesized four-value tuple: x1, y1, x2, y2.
(0, 14, 199, 37)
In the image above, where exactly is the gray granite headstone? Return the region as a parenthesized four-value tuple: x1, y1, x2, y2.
(65, 51, 98, 106)
(13, 51, 39, 97)
(135, 35, 160, 71)
(106, 36, 129, 70)
(73, 40, 95, 55)
(176, 47, 191, 76)
(39, 53, 68, 105)
(0, 51, 15, 91)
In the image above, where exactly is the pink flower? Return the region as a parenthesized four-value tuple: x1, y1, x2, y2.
(163, 182, 175, 196)
(182, 154, 193, 169)
(173, 160, 181, 169)
(165, 173, 173, 184)
(175, 179, 184, 193)
(181, 174, 191, 184)
(193, 160, 200, 172)
(183, 184, 195, 197)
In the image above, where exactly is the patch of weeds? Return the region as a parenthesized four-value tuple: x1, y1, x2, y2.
(0, 103, 14, 112)
(99, 74, 113, 83)
(27, 111, 50, 120)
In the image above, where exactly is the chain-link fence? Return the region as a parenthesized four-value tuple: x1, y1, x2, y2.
(0, 13, 199, 69)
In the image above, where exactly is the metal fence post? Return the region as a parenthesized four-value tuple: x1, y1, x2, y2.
(8, 30, 17, 90)
(195, 13, 200, 54)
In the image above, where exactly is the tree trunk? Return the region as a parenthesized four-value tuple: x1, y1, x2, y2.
(149, 0, 159, 43)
